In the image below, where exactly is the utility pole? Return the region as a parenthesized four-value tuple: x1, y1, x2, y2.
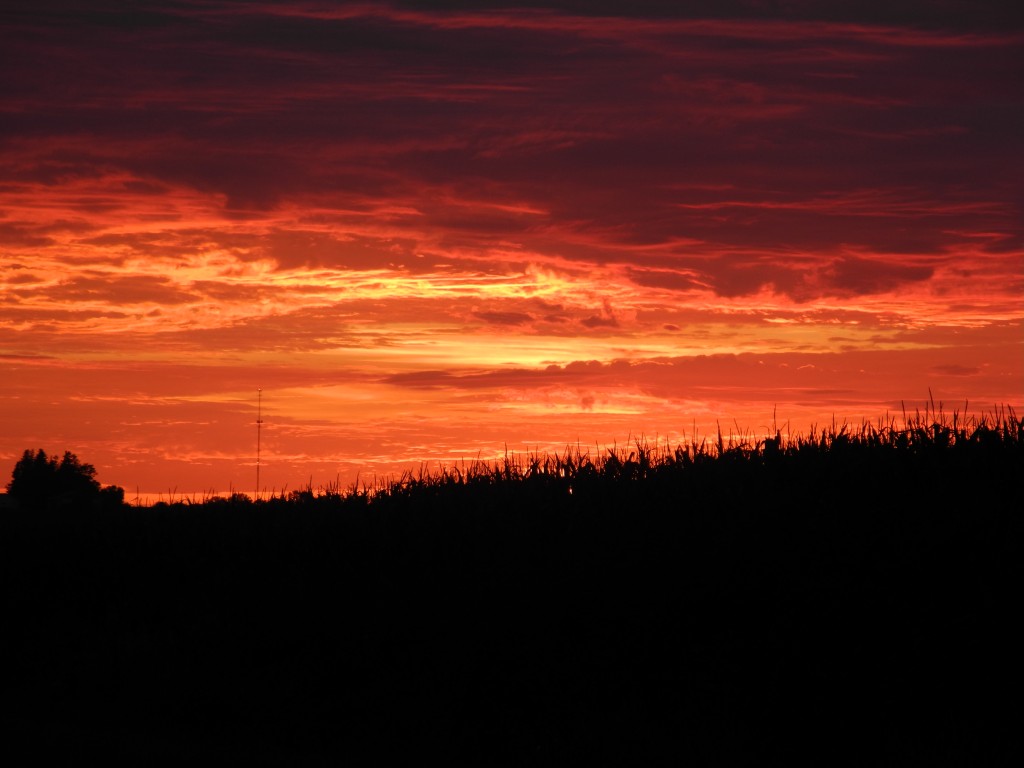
(256, 388, 263, 500)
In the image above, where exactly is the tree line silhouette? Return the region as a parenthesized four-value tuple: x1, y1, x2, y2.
(1, 406, 1021, 764)
(5, 448, 124, 511)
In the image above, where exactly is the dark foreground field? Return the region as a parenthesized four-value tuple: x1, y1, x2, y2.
(2, 413, 1022, 765)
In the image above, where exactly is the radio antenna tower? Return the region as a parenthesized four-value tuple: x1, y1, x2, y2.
(256, 388, 264, 499)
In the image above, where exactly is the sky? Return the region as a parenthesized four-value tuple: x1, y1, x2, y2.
(2, 0, 1022, 499)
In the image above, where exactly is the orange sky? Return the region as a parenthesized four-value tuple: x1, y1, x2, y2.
(2, 1, 1021, 499)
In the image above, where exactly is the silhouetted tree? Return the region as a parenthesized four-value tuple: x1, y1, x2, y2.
(6, 448, 123, 510)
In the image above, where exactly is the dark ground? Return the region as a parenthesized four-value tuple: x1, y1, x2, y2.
(2, 441, 1022, 765)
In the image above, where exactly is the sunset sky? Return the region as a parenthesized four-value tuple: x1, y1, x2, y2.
(2, 1, 1021, 499)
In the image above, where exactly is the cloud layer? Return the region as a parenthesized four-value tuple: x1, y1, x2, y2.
(1, 1, 1021, 494)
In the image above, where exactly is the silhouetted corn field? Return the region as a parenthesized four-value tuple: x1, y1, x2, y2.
(2, 405, 1021, 765)
(365, 403, 1022, 500)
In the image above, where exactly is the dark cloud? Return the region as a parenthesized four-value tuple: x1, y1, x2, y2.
(382, 2, 1024, 30)
(378, 340, 1023, 409)
(0, 223, 56, 247)
(704, 254, 802, 298)
(46, 275, 197, 305)
(265, 230, 420, 270)
(581, 315, 620, 328)
(473, 311, 534, 325)
(824, 256, 934, 296)
(626, 268, 702, 292)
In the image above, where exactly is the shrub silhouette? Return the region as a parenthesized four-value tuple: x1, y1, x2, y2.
(5, 448, 124, 510)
